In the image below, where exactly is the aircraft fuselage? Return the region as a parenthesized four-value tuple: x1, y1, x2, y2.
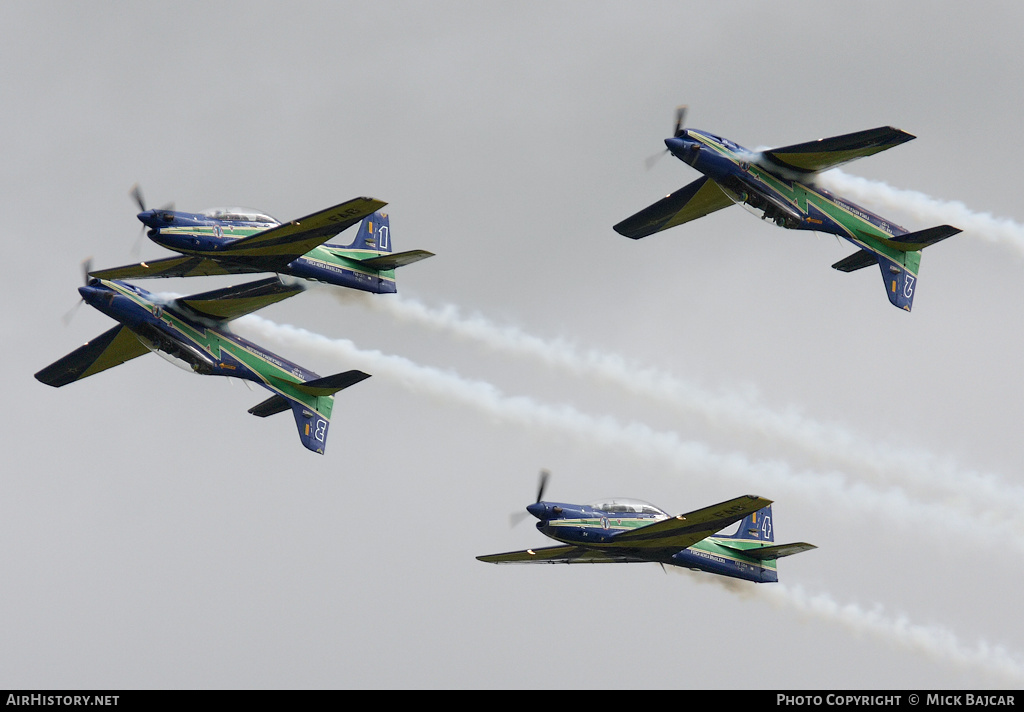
(531, 500, 779, 583)
(78, 279, 331, 421)
(140, 210, 399, 294)
(666, 129, 922, 280)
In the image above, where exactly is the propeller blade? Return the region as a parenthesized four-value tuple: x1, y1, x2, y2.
(156, 201, 175, 212)
(673, 105, 688, 137)
(536, 468, 550, 503)
(644, 149, 670, 171)
(510, 469, 551, 527)
(130, 225, 146, 257)
(81, 257, 93, 286)
(61, 299, 84, 326)
(509, 510, 531, 528)
(130, 184, 146, 212)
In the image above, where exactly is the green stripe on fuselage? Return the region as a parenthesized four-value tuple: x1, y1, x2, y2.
(693, 538, 778, 572)
(105, 281, 330, 418)
(547, 516, 778, 571)
(692, 134, 920, 276)
(302, 246, 397, 284)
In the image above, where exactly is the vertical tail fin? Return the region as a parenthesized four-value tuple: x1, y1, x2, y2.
(879, 224, 959, 313)
(717, 503, 816, 581)
(248, 370, 371, 455)
(721, 504, 775, 543)
(330, 210, 392, 254)
(877, 250, 921, 312)
(289, 398, 332, 454)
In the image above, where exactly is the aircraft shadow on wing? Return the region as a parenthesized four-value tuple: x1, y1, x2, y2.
(36, 275, 368, 454)
(479, 472, 815, 583)
(614, 107, 961, 312)
(90, 190, 434, 294)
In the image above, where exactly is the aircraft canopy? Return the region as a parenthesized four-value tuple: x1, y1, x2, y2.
(588, 498, 667, 516)
(200, 207, 279, 224)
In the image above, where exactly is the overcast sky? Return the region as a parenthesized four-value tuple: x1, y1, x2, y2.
(4, 1, 1024, 690)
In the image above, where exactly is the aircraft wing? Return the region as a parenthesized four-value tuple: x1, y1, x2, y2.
(216, 197, 387, 270)
(89, 255, 247, 280)
(35, 325, 150, 387)
(173, 276, 303, 322)
(614, 176, 734, 239)
(609, 495, 773, 552)
(760, 126, 915, 174)
(477, 545, 650, 564)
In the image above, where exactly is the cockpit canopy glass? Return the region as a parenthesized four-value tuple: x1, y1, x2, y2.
(200, 207, 279, 224)
(587, 498, 667, 516)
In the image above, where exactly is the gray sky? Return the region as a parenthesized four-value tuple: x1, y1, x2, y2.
(4, 0, 1024, 689)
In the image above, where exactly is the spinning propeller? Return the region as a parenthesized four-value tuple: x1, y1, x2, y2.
(645, 104, 688, 170)
(129, 184, 174, 256)
(672, 105, 688, 138)
(130, 183, 146, 213)
(510, 469, 550, 527)
(61, 257, 93, 325)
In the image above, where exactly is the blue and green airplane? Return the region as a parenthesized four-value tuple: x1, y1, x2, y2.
(35, 275, 369, 454)
(478, 474, 815, 583)
(614, 108, 960, 311)
(90, 190, 434, 294)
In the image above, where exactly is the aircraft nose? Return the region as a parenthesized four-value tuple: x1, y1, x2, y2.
(527, 502, 548, 520)
(137, 209, 157, 227)
(664, 136, 688, 154)
(77, 284, 107, 307)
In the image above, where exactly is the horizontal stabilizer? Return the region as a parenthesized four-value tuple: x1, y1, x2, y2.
(889, 224, 961, 251)
(832, 249, 878, 273)
(292, 369, 371, 397)
(35, 325, 150, 387)
(174, 277, 303, 322)
(357, 249, 435, 270)
(721, 542, 817, 561)
(761, 126, 915, 174)
(248, 394, 290, 418)
(614, 176, 734, 239)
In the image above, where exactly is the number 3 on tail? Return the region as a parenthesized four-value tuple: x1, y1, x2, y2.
(314, 419, 327, 442)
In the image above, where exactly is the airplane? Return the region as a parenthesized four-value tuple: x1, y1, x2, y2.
(35, 272, 369, 454)
(478, 473, 815, 583)
(89, 188, 434, 294)
(613, 107, 961, 311)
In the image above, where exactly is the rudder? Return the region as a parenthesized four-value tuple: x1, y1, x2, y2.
(877, 250, 921, 312)
(720, 504, 775, 543)
(330, 210, 392, 253)
(290, 399, 331, 454)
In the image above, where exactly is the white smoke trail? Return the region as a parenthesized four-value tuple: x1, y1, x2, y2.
(682, 570, 1024, 684)
(234, 314, 1024, 553)
(320, 287, 1024, 533)
(816, 168, 1024, 258)
(766, 584, 1024, 684)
